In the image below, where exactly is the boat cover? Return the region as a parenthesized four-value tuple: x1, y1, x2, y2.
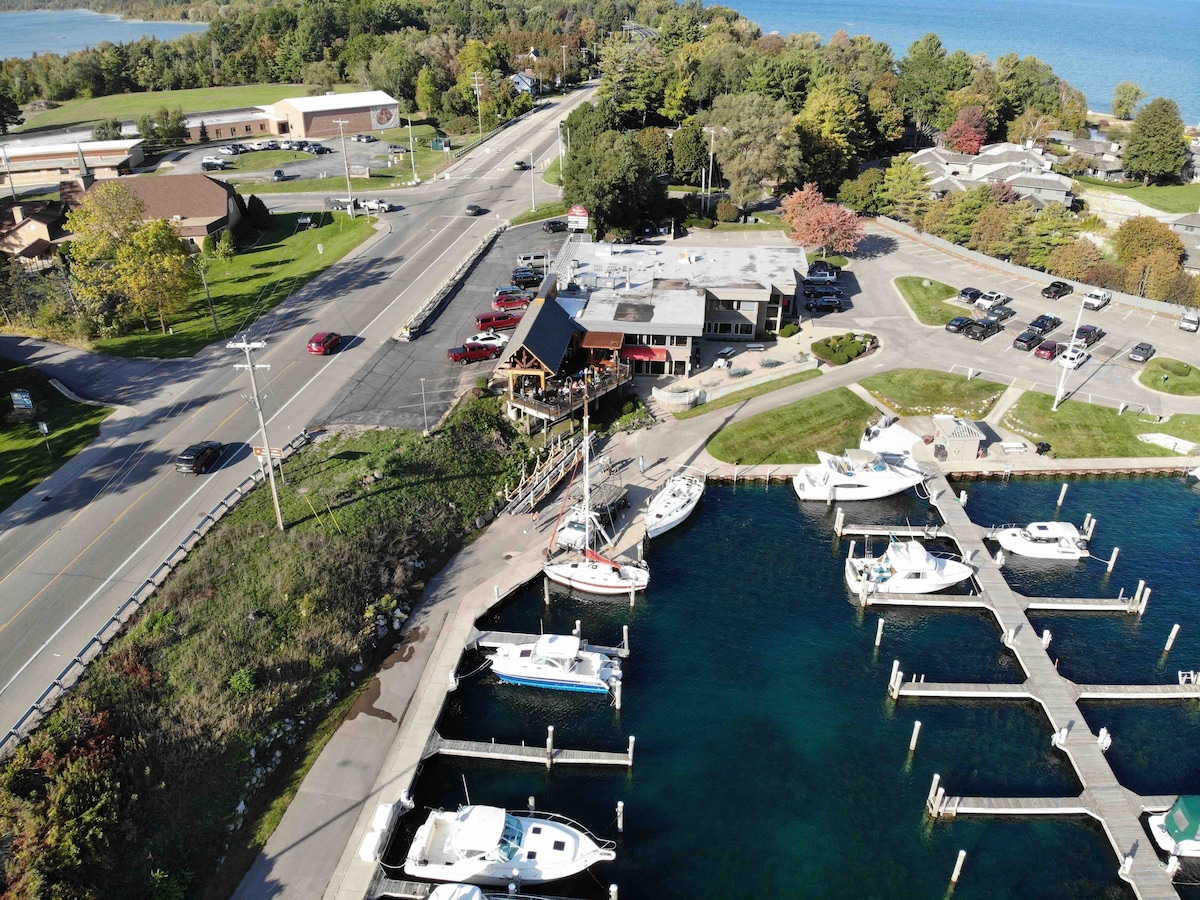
(429, 887, 486, 900)
(886, 540, 938, 571)
(535, 634, 582, 658)
(1166, 796, 1200, 842)
(1026, 522, 1082, 540)
(450, 806, 506, 854)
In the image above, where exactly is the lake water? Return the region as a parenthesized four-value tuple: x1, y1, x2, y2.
(385, 474, 1200, 897)
(0, 9, 206, 59)
(731, 0, 1200, 125)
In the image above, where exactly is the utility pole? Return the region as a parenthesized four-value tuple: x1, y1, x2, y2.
(470, 72, 485, 139)
(706, 127, 716, 216)
(562, 44, 567, 85)
(228, 336, 284, 530)
(333, 118, 355, 218)
(194, 256, 221, 337)
(406, 116, 417, 182)
(530, 150, 536, 211)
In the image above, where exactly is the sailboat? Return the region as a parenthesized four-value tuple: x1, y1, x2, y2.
(544, 379, 649, 595)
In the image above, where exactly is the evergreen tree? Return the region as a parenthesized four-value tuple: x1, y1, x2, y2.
(1123, 97, 1186, 186)
(92, 117, 123, 141)
(0, 85, 23, 135)
(198, 121, 210, 143)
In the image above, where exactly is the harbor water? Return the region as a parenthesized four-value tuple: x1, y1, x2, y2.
(386, 475, 1200, 898)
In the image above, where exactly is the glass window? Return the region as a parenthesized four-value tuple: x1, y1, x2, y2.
(738, 323, 753, 335)
(651, 334, 666, 346)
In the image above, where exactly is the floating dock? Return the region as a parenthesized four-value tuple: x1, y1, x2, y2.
(423, 730, 634, 768)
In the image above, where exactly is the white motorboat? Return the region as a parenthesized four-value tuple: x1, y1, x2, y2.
(792, 449, 926, 502)
(489, 634, 621, 694)
(1148, 796, 1200, 857)
(1187, 465, 1200, 483)
(992, 521, 1089, 559)
(845, 538, 974, 595)
(403, 805, 616, 885)
(644, 468, 705, 538)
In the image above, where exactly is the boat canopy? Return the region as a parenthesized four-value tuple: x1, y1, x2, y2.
(535, 634, 582, 658)
(428, 887, 486, 900)
(886, 540, 939, 571)
(1024, 522, 1082, 541)
(1166, 796, 1200, 842)
(450, 806, 506, 854)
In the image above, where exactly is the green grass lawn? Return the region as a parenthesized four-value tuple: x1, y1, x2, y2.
(1139, 357, 1200, 395)
(894, 276, 961, 326)
(713, 211, 790, 233)
(0, 361, 113, 511)
(1002, 390, 1200, 457)
(859, 369, 1006, 418)
(811, 252, 848, 267)
(543, 156, 562, 187)
(233, 174, 393, 195)
(217, 150, 324, 172)
(1075, 177, 1200, 214)
(19, 84, 360, 132)
(705, 386, 876, 464)
(91, 211, 376, 358)
(675, 368, 822, 419)
(510, 201, 568, 227)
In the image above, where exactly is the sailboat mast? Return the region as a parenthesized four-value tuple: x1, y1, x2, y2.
(581, 374, 591, 549)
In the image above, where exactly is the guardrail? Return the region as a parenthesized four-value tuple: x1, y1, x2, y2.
(0, 429, 314, 760)
(395, 222, 509, 341)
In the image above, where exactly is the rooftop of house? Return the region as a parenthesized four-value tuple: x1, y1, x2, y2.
(88, 174, 235, 222)
(274, 90, 397, 114)
(566, 241, 807, 293)
(575, 283, 707, 336)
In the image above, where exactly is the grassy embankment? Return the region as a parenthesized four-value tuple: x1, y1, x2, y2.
(674, 369, 823, 420)
(91, 211, 376, 359)
(1003, 392, 1200, 457)
(860, 369, 1005, 418)
(0, 361, 113, 511)
(510, 202, 568, 227)
(1074, 176, 1200, 214)
(1139, 358, 1200, 395)
(894, 276, 962, 326)
(0, 393, 535, 900)
(18, 84, 360, 132)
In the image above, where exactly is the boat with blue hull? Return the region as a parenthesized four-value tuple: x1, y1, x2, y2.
(488, 634, 621, 694)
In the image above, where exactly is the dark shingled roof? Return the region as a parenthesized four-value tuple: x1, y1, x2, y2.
(499, 295, 581, 373)
(89, 174, 236, 220)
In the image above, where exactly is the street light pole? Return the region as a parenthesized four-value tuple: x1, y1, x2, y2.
(333, 118, 355, 218)
(228, 336, 284, 530)
(530, 151, 536, 211)
(420, 377, 429, 435)
(706, 127, 715, 216)
(471, 71, 484, 140)
(194, 256, 221, 337)
(1052, 294, 1088, 412)
(407, 117, 417, 182)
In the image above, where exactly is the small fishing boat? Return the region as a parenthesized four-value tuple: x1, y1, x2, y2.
(1148, 795, 1200, 857)
(845, 538, 974, 595)
(991, 522, 1089, 559)
(404, 804, 616, 885)
(489, 634, 621, 694)
(644, 468, 705, 538)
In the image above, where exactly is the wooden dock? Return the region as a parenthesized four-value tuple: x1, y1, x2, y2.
(853, 591, 1135, 614)
(423, 730, 634, 768)
(895, 680, 1200, 702)
(905, 474, 1181, 900)
(470, 628, 629, 658)
(835, 522, 951, 540)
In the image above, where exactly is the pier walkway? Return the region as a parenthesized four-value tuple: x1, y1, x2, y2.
(911, 473, 1179, 899)
(423, 730, 634, 768)
(895, 680, 1200, 701)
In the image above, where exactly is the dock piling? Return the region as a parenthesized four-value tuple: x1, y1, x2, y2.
(848, 539, 856, 561)
(1041, 629, 1052, 649)
(627, 736, 635, 765)
(1083, 513, 1093, 534)
(543, 579, 550, 605)
(1097, 727, 1112, 752)
(623, 624, 629, 653)
(889, 660, 901, 698)
(927, 773, 941, 811)
(1107, 547, 1119, 573)
(1167, 857, 1180, 879)
(494, 585, 500, 601)
(834, 507, 845, 536)
(951, 849, 967, 884)
(573, 619, 581, 637)
(1140, 588, 1151, 614)
(909, 720, 922, 753)
(616, 800, 624, 833)
(448, 671, 459, 691)
(1057, 483, 1069, 508)
(1165, 624, 1181, 655)
(610, 886, 619, 900)
(629, 587, 635, 609)
(875, 617, 885, 648)
(1134, 580, 1146, 606)
(546, 727, 554, 768)
(528, 796, 535, 814)
(613, 679, 622, 710)
(958, 489, 967, 506)
(995, 549, 1006, 568)
(508, 883, 517, 895)
(1086, 516, 1097, 539)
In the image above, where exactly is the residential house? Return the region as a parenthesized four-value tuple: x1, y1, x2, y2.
(1048, 132, 1126, 181)
(86, 174, 245, 245)
(509, 73, 537, 95)
(0, 200, 67, 270)
(1171, 212, 1200, 273)
(910, 141, 1076, 208)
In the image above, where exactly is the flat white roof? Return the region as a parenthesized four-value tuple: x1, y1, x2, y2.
(1, 139, 142, 160)
(575, 286, 706, 336)
(184, 108, 277, 128)
(567, 242, 806, 292)
(277, 90, 397, 114)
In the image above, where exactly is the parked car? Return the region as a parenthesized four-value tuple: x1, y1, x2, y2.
(976, 290, 1011, 311)
(1082, 289, 1112, 310)
(217, 145, 237, 155)
(175, 441, 223, 475)
(513, 159, 530, 170)
(965, 318, 1003, 341)
(1059, 346, 1090, 369)
(201, 155, 226, 165)
(272, 169, 285, 182)
(542, 219, 568, 233)
(248, 141, 269, 151)
(1182, 310, 1200, 332)
(510, 267, 543, 288)
(945, 316, 974, 334)
(803, 268, 838, 284)
(1075, 324, 1106, 346)
(1041, 281, 1073, 299)
(1013, 330, 1043, 351)
(1129, 341, 1155, 363)
(387, 144, 408, 153)
(363, 198, 398, 212)
(808, 259, 841, 275)
(466, 331, 510, 349)
(989, 305, 1017, 323)
(265, 140, 279, 150)
(324, 197, 361, 210)
(493, 290, 533, 311)
(309, 143, 332, 154)
(230, 143, 249, 154)
(448, 342, 501, 365)
(306, 331, 342, 355)
(803, 283, 843, 299)
(805, 296, 844, 313)
(1035, 340, 1066, 360)
(1028, 314, 1062, 335)
(958, 287, 982, 303)
(201, 161, 227, 171)
(475, 311, 522, 331)
(465, 204, 484, 216)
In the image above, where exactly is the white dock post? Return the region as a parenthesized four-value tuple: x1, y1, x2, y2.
(623, 624, 630, 652)
(1041, 629, 1052, 649)
(1083, 513, 1092, 533)
(1140, 588, 1151, 615)
(834, 507, 845, 536)
(958, 489, 967, 506)
(994, 549, 1006, 568)
(546, 726, 554, 768)
(1086, 516, 1096, 539)
(616, 800, 624, 833)
(1107, 547, 1119, 573)
(909, 720, 922, 753)
(1097, 727, 1112, 752)
(889, 660, 901, 698)
(627, 735, 636, 765)
(508, 883, 517, 895)
(610, 886, 619, 900)
(494, 584, 500, 601)
(528, 795, 536, 814)
(1057, 482, 1069, 508)
(544, 578, 550, 605)
(1165, 624, 1181, 654)
(848, 539, 856, 560)
(951, 849, 967, 884)
(926, 773, 941, 811)
(1120, 855, 1133, 876)
(1134, 580, 1146, 606)
(613, 678, 622, 710)
(629, 586, 635, 608)
(448, 670, 459, 691)
(1167, 856, 1181, 879)
(875, 617, 885, 648)
(573, 619, 581, 637)
(933, 786, 946, 816)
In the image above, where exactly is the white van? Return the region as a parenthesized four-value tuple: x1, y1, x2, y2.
(1181, 310, 1200, 332)
(516, 252, 549, 271)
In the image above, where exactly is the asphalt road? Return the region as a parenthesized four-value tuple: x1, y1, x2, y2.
(0, 86, 595, 740)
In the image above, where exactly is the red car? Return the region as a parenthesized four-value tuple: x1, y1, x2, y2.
(1035, 340, 1065, 360)
(307, 331, 342, 354)
(475, 311, 523, 331)
(448, 342, 501, 365)
(492, 290, 533, 312)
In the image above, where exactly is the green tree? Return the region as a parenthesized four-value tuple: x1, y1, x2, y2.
(878, 158, 931, 224)
(793, 74, 866, 191)
(837, 167, 885, 214)
(215, 230, 237, 273)
(115, 218, 200, 333)
(416, 65, 441, 115)
(705, 92, 803, 208)
(1023, 202, 1078, 269)
(155, 106, 187, 143)
(896, 34, 951, 128)
(0, 84, 22, 134)
(136, 112, 159, 142)
(197, 120, 209, 143)
(970, 202, 1028, 259)
(1126, 247, 1183, 299)
(924, 185, 994, 244)
(671, 119, 706, 184)
(634, 127, 671, 178)
(65, 181, 146, 333)
(1056, 82, 1088, 133)
(994, 54, 1060, 125)
(1112, 81, 1145, 120)
(92, 117, 122, 142)
(564, 129, 665, 237)
(1123, 97, 1186, 185)
(1113, 215, 1184, 265)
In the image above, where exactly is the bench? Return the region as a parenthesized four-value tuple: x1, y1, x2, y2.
(1001, 441, 1028, 454)
(746, 343, 765, 352)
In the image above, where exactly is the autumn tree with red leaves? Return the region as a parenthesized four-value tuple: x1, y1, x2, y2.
(944, 105, 988, 154)
(782, 182, 865, 257)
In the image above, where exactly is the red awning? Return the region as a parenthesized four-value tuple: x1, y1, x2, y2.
(619, 346, 668, 362)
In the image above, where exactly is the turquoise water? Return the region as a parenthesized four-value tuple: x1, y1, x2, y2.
(384, 475, 1200, 897)
(0, 9, 206, 59)
(729, 0, 1200, 124)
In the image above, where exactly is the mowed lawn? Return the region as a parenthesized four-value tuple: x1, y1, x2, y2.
(1003, 390, 1200, 457)
(1075, 178, 1200, 215)
(705, 387, 877, 465)
(894, 276, 962, 326)
(0, 361, 113, 512)
(860, 369, 1005, 418)
(19, 84, 360, 132)
(1139, 357, 1200, 395)
(91, 211, 376, 358)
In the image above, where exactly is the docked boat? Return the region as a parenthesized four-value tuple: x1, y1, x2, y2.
(1148, 795, 1200, 857)
(403, 804, 616, 885)
(489, 634, 621, 694)
(845, 538, 974, 595)
(644, 468, 705, 538)
(1187, 465, 1200, 483)
(991, 521, 1089, 559)
(792, 448, 926, 501)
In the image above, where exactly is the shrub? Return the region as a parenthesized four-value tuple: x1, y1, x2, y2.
(1163, 359, 1193, 377)
(729, 367, 751, 378)
(779, 323, 800, 338)
(716, 200, 740, 222)
(831, 352, 850, 365)
(228, 667, 256, 696)
(682, 216, 716, 230)
(761, 358, 782, 368)
(201, 234, 216, 256)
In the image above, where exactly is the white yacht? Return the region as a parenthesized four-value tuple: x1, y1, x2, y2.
(489, 634, 621, 694)
(845, 539, 974, 595)
(403, 805, 616, 885)
(1148, 796, 1200, 857)
(992, 522, 1089, 560)
(644, 468, 705, 538)
(793, 448, 928, 501)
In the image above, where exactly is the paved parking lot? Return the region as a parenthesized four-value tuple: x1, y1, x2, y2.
(167, 136, 413, 183)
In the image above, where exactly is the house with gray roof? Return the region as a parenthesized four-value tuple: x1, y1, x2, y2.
(1171, 212, 1200, 273)
(911, 142, 1076, 208)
